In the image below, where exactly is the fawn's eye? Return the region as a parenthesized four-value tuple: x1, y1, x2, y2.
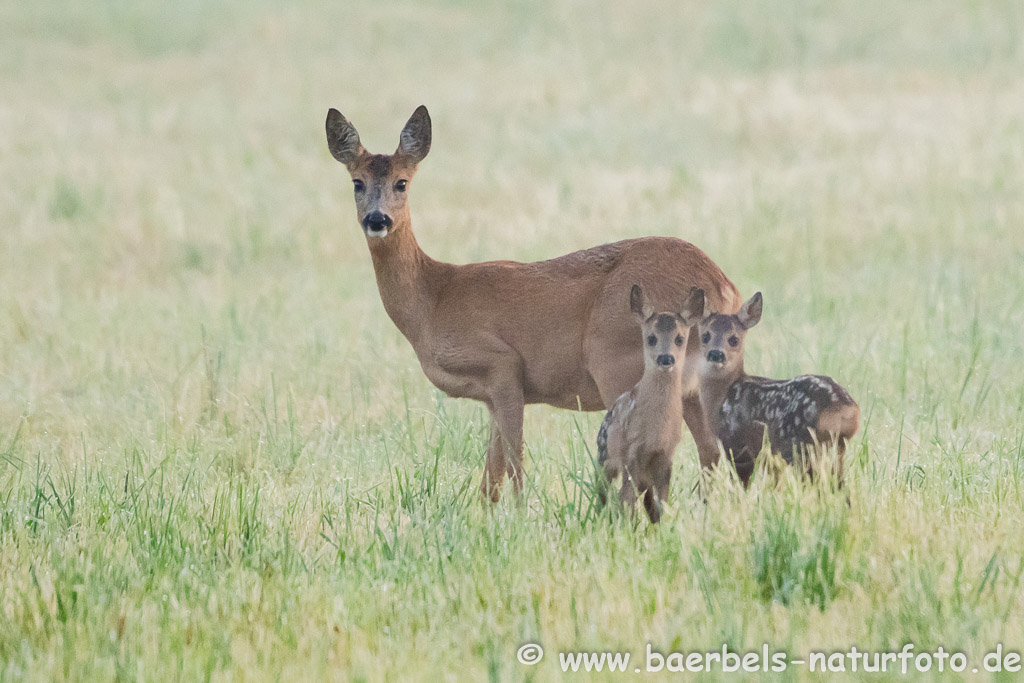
(353, 179, 365, 193)
(701, 332, 711, 344)
(394, 179, 408, 192)
(728, 336, 740, 347)
(647, 335, 657, 347)
(675, 335, 684, 346)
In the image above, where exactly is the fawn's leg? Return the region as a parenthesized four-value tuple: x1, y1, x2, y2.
(644, 454, 673, 523)
(642, 488, 661, 524)
(816, 433, 848, 492)
(834, 437, 847, 488)
(619, 470, 638, 515)
(597, 415, 627, 508)
(730, 422, 765, 487)
(597, 452, 619, 508)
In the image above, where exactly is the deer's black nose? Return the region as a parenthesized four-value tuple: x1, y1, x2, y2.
(706, 349, 726, 364)
(656, 354, 675, 367)
(363, 211, 392, 233)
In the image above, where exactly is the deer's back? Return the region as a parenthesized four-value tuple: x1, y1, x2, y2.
(423, 237, 737, 410)
(582, 237, 740, 405)
(728, 374, 859, 446)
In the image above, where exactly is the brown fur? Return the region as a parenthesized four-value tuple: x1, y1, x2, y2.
(326, 107, 741, 501)
(697, 293, 860, 486)
(597, 286, 704, 522)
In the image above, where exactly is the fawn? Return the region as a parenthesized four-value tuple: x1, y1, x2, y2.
(697, 293, 859, 486)
(326, 106, 741, 502)
(597, 285, 705, 522)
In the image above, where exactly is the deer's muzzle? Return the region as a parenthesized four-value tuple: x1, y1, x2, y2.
(363, 211, 393, 236)
(706, 349, 726, 364)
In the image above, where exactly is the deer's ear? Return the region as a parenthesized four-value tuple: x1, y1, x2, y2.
(679, 287, 705, 326)
(737, 292, 763, 329)
(630, 285, 653, 324)
(397, 105, 431, 164)
(326, 109, 364, 167)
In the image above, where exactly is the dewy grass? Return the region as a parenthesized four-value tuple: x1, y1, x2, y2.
(750, 489, 849, 610)
(2, 0, 1024, 680)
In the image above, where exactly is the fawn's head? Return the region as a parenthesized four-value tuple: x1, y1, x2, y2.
(630, 285, 705, 373)
(325, 106, 431, 239)
(698, 292, 762, 379)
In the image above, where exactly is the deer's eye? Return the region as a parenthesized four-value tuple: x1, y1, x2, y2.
(728, 336, 740, 347)
(647, 335, 657, 347)
(394, 179, 408, 192)
(353, 179, 365, 193)
(675, 335, 684, 347)
(701, 332, 711, 344)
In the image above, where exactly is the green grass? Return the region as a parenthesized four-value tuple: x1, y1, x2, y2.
(2, 0, 1024, 680)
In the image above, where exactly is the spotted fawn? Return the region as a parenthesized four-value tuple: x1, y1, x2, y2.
(597, 285, 705, 522)
(698, 292, 859, 486)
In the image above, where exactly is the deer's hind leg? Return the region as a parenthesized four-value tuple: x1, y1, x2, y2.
(681, 332, 722, 475)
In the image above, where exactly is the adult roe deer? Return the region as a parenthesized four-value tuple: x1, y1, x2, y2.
(697, 293, 860, 486)
(597, 285, 705, 522)
(325, 105, 742, 501)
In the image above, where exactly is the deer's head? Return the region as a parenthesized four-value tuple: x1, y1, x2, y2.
(325, 106, 431, 239)
(698, 292, 762, 380)
(630, 285, 705, 373)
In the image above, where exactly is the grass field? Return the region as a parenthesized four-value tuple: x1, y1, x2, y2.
(2, 1, 1024, 680)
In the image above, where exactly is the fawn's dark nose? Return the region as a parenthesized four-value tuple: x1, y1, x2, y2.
(706, 349, 726, 364)
(363, 211, 392, 233)
(656, 354, 675, 368)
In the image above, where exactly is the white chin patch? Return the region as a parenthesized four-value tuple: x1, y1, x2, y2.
(365, 227, 389, 238)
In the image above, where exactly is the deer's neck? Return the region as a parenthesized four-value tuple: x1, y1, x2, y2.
(636, 367, 685, 417)
(366, 215, 445, 344)
(699, 365, 746, 435)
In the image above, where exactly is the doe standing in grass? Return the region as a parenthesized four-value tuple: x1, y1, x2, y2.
(697, 293, 860, 485)
(597, 285, 705, 522)
(325, 106, 740, 502)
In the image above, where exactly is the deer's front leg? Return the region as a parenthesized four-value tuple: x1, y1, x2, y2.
(481, 382, 525, 502)
(682, 393, 721, 502)
(482, 414, 508, 503)
(683, 393, 720, 472)
(497, 385, 526, 496)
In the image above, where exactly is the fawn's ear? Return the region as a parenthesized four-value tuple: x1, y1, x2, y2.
(679, 287, 705, 326)
(629, 285, 653, 324)
(737, 292, 763, 329)
(397, 105, 431, 164)
(326, 109, 364, 167)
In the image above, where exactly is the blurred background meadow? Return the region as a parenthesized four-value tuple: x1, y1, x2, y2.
(1, 0, 1024, 680)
